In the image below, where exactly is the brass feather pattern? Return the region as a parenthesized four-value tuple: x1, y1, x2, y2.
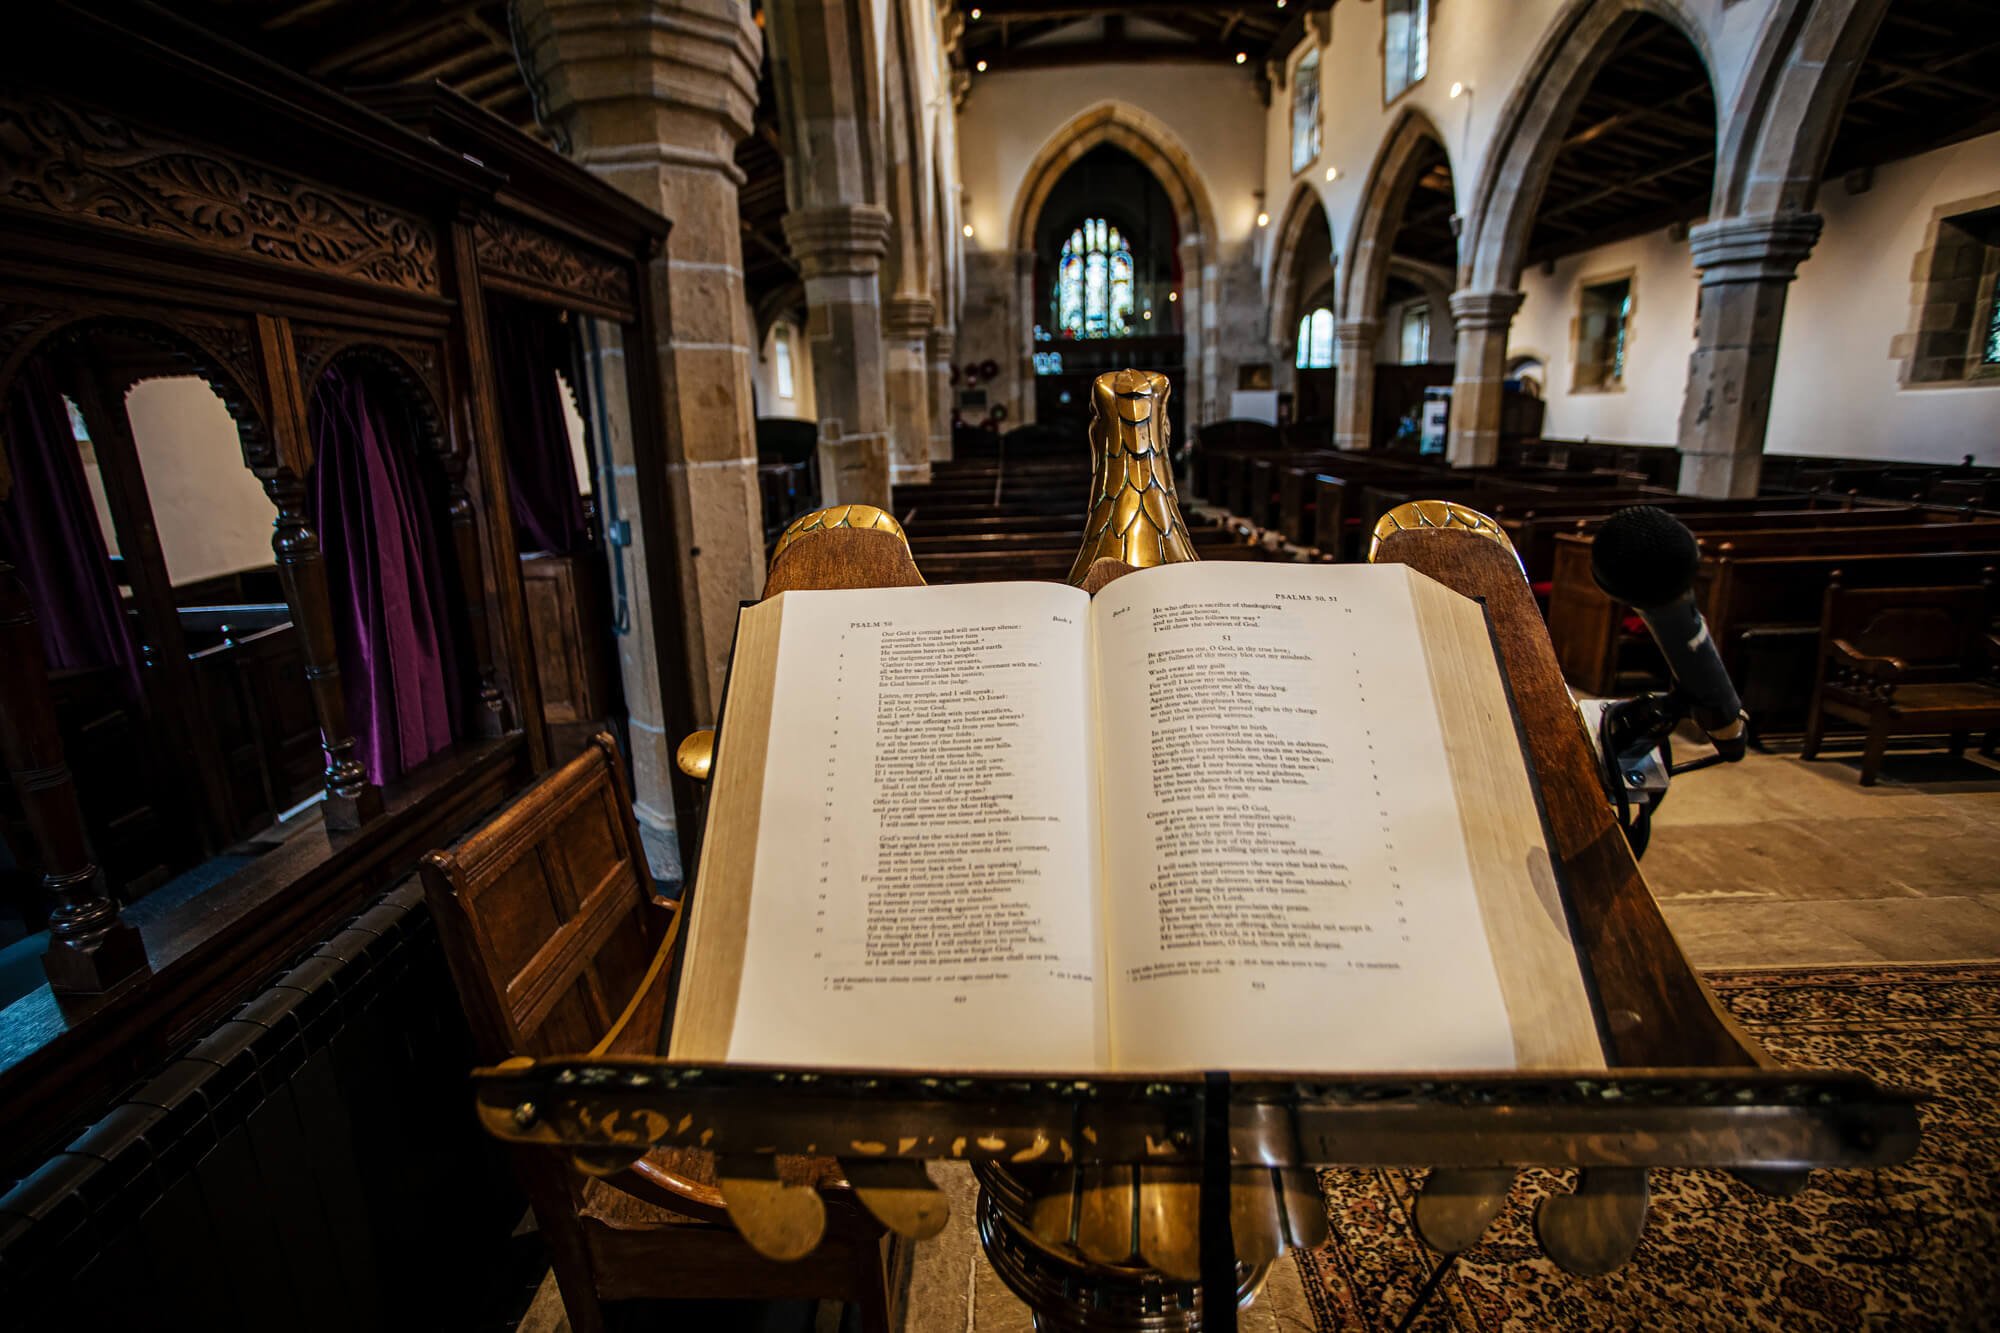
(1367, 498, 1519, 569)
(769, 503, 910, 566)
(1066, 369, 1198, 584)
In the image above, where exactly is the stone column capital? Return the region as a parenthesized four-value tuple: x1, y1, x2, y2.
(1688, 212, 1823, 286)
(1334, 318, 1379, 346)
(783, 205, 893, 277)
(884, 294, 937, 339)
(515, 0, 762, 159)
(927, 327, 957, 357)
(1447, 289, 1525, 331)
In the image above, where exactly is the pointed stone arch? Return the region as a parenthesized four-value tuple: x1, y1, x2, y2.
(1448, 0, 1713, 466)
(1341, 109, 1456, 324)
(1713, 0, 1889, 221)
(1334, 109, 1457, 449)
(1009, 102, 1221, 430)
(1267, 181, 1335, 359)
(1457, 0, 1713, 295)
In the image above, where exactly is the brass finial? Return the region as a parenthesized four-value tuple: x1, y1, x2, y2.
(1067, 369, 1197, 584)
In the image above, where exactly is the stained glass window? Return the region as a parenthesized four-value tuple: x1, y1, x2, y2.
(1292, 49, 1322, 173)
(1295, 308, 1335, 369)
(1055, 218, 1133, 339)
(1984, 266, 2000, 366)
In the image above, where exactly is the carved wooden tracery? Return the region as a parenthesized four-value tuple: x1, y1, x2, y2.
(0, 91, 441, 296)
(472, 210, 634, 319)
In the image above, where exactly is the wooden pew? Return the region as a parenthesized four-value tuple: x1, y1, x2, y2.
(1547, 525, 2000, 700)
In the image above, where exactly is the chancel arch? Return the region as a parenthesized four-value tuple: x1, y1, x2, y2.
(1337, 109, 1459, 452)
(1449, 0, 1716, 468)
(1009, 102, 1220, 431)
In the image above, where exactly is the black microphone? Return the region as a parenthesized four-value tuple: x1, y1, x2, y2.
(1590, 506, 1748, 760)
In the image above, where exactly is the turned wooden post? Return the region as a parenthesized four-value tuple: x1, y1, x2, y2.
(0, 558, 149, 993)
(444, 452, 509, 737)
(253, 314, 383, 829)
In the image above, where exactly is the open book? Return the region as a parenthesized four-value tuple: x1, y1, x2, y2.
(670, 561, 1605, 1075)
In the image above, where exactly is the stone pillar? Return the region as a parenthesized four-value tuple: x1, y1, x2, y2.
(516, 0, 765, 734)
(785, 205, 894, 507)
(1012, 249, 1038, 427)
(1676, 213, 1823, 498)
(883, 294, 935, 484)
(1446, 289, 1525, 468)
(1177, 236, 1207, 432)
(927, 326, 956, 463)
(1332, 319, 1379, 450)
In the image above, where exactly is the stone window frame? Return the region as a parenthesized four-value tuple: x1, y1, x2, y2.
(1570, 265, 1636, 394)
(1895, 190, 2000, 390)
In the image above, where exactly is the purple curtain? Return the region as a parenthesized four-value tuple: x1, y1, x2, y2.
(0, 360, 142, 697)
(308, 363, 466, 786)
(488, 297, 588, 555)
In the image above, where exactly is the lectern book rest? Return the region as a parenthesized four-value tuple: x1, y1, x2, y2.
(671, 560, 1607, 1076)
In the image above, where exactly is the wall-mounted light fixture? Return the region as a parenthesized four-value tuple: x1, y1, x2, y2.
(1235, 51, 1247, 64)
(1324, 166, 1340, 182)
(1449, 81, 1467, 98)
(1168, 291, 1179, 303)
(976, 59, 988, 72)
(970, 6, 982, 18)
(963, 223, 975, 238)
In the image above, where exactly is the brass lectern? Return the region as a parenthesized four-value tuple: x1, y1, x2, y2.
(471, 371, 1920, 1331)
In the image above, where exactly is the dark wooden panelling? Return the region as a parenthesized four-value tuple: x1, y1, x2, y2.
(0, 878, 531, 1331)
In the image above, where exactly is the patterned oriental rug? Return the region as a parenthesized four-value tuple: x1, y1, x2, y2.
(1296, 963, 2000, 1332)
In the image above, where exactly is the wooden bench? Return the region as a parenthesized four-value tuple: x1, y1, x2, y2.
(1548, 530, 2000, 702)
(1801, 577, 2000, 783)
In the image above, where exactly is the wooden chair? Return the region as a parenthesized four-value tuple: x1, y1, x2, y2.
(421, 734, 898, 1333)
(1801, 578, 2000, 785)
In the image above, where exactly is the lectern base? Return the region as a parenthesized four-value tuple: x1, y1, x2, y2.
(975, 1165, 1269, 1331)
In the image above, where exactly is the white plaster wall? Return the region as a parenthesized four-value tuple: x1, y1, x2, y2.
(123, 377, 274, 585)
(1513, 226, 1699, 445)
(1767, 132, 2000, 465)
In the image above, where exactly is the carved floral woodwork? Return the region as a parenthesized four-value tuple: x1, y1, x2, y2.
(472, 210, 633, 316)
(0, 91, 440, 295)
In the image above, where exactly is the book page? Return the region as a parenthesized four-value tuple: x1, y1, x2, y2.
(722, 581, 1108, 1071)
(1090, 561, 1518, 1072)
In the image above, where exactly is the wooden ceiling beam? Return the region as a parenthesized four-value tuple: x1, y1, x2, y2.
(260, 0, 348, 34)
(305, 0, 486, 76)
(1866, 60, 1997, 104)
(974, 38, 1247, 70)
(1537, 147, 1713, 223)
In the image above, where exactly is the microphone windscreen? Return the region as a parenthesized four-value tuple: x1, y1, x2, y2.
(1590, 505, 1700, 608)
